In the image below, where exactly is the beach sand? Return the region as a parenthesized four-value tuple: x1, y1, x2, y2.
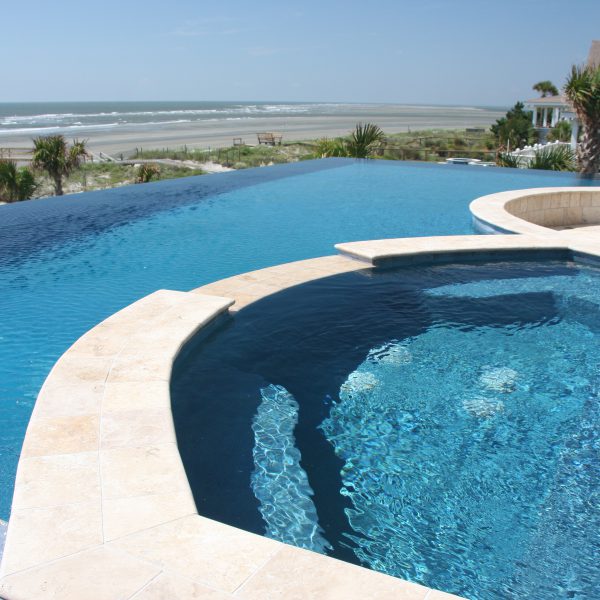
(0, 105, 504, 157)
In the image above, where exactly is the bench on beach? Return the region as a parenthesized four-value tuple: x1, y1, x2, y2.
(0, 147, 32, 161)
(257, 132, 283, 146)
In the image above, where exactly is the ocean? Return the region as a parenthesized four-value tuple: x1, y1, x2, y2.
(0, 101, 506, 154)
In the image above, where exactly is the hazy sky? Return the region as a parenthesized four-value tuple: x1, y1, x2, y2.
(3, 0, 598, 105)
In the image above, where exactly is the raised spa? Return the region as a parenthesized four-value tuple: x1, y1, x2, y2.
(172, 259, 600, 600)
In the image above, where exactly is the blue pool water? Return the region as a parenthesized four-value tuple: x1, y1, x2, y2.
(0, 158, 591, 519)
(172, 260, 600, 600)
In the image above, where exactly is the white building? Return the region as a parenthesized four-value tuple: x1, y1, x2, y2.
(525, 40, 599, 149)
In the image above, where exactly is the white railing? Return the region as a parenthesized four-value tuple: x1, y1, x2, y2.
(509, 140, 572, 167)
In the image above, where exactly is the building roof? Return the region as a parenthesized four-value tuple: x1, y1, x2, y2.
(588, 40, 600, 68)
(525, 95, 568, 105)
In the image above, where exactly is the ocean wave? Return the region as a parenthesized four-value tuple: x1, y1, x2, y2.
(0, 103, 349, 128)
(0, 119, 201, 135)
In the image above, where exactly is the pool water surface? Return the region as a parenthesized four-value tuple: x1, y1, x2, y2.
(0, 159, 592, 519)
(172, 260, 600, 600)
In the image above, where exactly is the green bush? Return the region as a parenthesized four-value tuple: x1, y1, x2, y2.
(491, 102, 536, 148)
(529, 145, 576, 171)
(0, 160, 38, 202)
(548, 120, 572, 142)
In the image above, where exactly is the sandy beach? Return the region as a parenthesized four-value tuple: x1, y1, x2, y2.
(0, 103, 505, 157)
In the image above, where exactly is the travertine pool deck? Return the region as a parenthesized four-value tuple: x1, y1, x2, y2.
(1, 187, 599, 599)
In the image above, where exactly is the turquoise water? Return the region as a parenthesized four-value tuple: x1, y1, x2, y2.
(322, 291, 600, 599)
(0, 159, 591, 519)
(172, 260, 600, 599)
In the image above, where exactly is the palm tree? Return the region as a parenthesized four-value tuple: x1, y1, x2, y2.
(533, 80, 559, 97)
(0, 159, 37, 202)
(564, 64, 600, 174)
(31, 135, 88, 196)
(345, 123, 386, 158)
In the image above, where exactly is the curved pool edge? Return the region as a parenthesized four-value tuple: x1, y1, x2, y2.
(3, 228, 600, 599)
(0, 253, 453, 600)
(469, 186, 600, 236)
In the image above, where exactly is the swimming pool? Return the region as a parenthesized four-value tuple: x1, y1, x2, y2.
(0, 159, 591, 519)
(171, 259, 600, 600)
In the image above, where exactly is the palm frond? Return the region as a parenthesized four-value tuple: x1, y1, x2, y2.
(345, 123, 385, 158)
(496, 152, 521, 168)
(529, 145, 576, 171)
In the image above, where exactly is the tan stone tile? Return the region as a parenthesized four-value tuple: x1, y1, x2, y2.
(12, 452, 100, 510)
(1, 501, 102, 575)
(107, 354, 172, 383)
(228, 295, 259, 311)
(565, 206, 583, 225)
(102, 380, 171, 412)
(21, 415, 99, 457)
(103, 491, 197, 541)
(71, 325, 127, 358)
(162, 295, 233, 320)
(48, 355, 113, 386)
(424, 588, 466, 600)
(100, 443, 189, 500)
(236, 545, 429, 600)
(110, 515, 280, 593)
(582, 206, 600, 224)
(114, 290, 188, 323)
(101, 408, 176, 449)
(0, 546, 158, 600)
(132, 573, 234, 599)
(33, 381, 104, 419)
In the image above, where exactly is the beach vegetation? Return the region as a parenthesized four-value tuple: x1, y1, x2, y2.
(31, 135, 88, 196)
(310, 124, 385, 159)
(313, 137, 348, 157)
(548, 120, 572, 142)
(496, 152, 521, 168)
(0, 160, 38, 202)
(136, 164, 161, 184)
(345, 123, 385, 158)
(529, 145, 576, 171)
(532, 80, 559, 97)
(490, 102, 536, 149)
(564, 63, 600, 174)
(133, 128, 498, 171)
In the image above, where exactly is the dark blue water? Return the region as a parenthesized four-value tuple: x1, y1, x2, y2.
(0, 159, 591, 520)
(171, 260, 600, 600)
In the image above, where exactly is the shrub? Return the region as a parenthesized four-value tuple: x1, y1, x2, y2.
(529, 145, 576, 171)
(0, 160, 38, 202)
(496, 153, 521, 168)
(548, 121, 572, 142)
(491, 102, 536, 148)
(136, 164, 161, 183)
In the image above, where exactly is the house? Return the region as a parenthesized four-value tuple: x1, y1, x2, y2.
(525, 40, 599, 148)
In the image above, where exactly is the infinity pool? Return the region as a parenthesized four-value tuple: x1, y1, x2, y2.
(0, 159, 590, 519)
(172, 260, 600, 600)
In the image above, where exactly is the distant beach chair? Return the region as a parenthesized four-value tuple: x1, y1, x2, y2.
(257, 132, 283, 146)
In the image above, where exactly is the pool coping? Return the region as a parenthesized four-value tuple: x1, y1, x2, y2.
(469, 186, 600, 236)
(2, 190, 600, 599)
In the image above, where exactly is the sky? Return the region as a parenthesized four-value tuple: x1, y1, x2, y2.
(1, 0, 598, 106)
